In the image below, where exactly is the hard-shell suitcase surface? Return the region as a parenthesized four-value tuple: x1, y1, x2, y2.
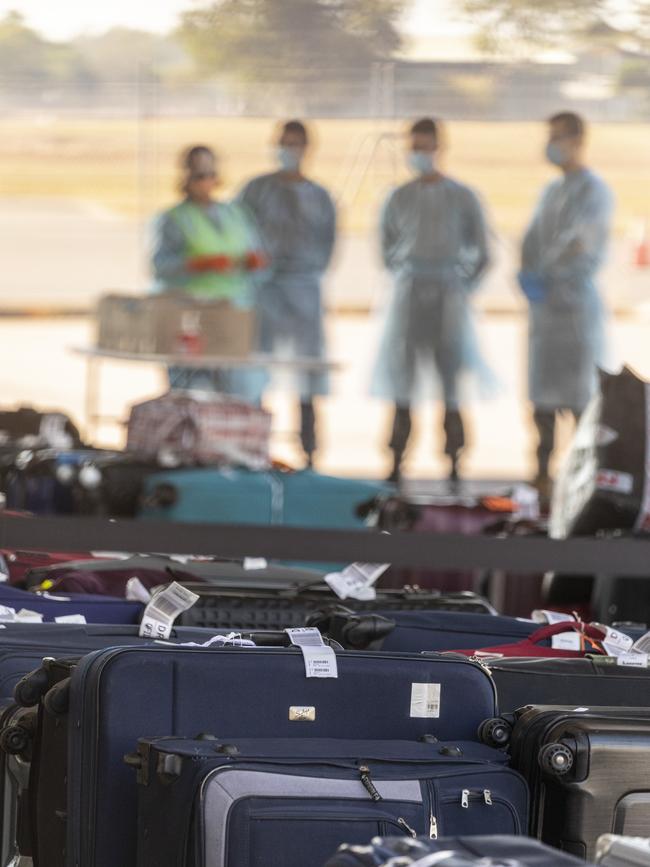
(325, 834, 594, 867)
(140, 468, 387, 528)
(596, 834, 650, 866)
(481, 656, 650, 715)
(133, 737, 529, 867)
(50, 646, 498, 867)
(500, 705, 650, 860)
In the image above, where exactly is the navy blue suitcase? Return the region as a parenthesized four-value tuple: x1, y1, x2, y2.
(132, 737, 529, 867)
(0, 623, 209, 703)
(42, 646, 498, 867)
(325, 835, 593, 866)
(0, 584, 143, 625)
(315, 609, 647, 653)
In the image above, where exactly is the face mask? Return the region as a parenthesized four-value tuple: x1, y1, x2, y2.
(408, 151, 435, 176)
(277, 146, 302, 172)
(545, 141, 567, 167)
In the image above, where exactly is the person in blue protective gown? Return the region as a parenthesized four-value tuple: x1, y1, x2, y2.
(372, 117, 491, 485)
(151, 145, 266, 393)
(238, 120, 337, 467)
(519, 112, 613, 491)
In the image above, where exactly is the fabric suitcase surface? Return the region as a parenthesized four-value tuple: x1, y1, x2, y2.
(0, 623, 211, 703)
(325, 834, 595, 866)
(0, 583, 144, 625)
(503, 706, 650, 860)
(133, 737, 528, 867)
(326, 610, 644, 653)
(57, 647, 497, 867)
(139, 469, 387, 528)
(481, 656, 650, 714)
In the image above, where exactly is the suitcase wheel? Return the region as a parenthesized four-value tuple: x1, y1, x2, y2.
(0, 724, 32, 757)
(538, 742, 574, 776)
(14, 666, 51, 707)
(43, 679, 70, 717)
(478, 716, 512, 748)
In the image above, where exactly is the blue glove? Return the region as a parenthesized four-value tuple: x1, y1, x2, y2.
(517, 270, 547, 303)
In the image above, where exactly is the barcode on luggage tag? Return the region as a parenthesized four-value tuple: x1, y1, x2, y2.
(139, 582, 199, 640)
(410, 683, 441, 719)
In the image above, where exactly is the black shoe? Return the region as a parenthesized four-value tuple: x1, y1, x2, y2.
(386, 463, 402, 485)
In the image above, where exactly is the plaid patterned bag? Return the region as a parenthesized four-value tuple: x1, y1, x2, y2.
(126, 391, 271, 469)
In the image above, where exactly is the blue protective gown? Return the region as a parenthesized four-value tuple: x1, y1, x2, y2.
(238, 171, 337, 398)
(372, 176, 491, 407)
(521, 168, 613, 413)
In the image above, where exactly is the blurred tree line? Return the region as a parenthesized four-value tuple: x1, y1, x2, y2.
(0, 1, 406, 88)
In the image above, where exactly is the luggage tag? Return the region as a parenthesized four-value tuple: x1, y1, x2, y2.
(15, 609, 44, 623)
(54, 614, 87, 624)
(591, 624, 634, 658)
(285, 627, 338, 679)
(324, 562, 390, 602)
(532, 610, 577, 625)
(126, 577, 152, 604)
(139, 581, 199, 640)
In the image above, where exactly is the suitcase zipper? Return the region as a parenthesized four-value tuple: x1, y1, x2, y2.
(429, 812, 438, 839)
(359, 765, 382, 801)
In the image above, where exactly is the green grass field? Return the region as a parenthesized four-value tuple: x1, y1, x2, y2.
(0, 117, 648, 235)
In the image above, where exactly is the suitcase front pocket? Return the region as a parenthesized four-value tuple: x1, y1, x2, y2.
(439, 789, 522, 837)
(227, 798, 424, 867)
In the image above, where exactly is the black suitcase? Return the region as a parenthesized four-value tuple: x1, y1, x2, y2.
(325, 834, 593, 866)
(478, 656, 650, 716)
(496, 705, 650, 860)
(176, 582, 495, 630)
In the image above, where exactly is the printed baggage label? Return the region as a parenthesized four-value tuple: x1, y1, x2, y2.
(617, 651, 649, 668)
(532, 610, 576, 625)
(243, 558, 268, 571)
(54, 614, 87, 624)
(596, 469, 633, 494)
(410, 683, 441, 719)
(285, 627, 338, 679)
(139, 581, 199, 640)
(594, 624, 634, 657)
(551, 632, 582, 652)
(324, 562, 390, 601)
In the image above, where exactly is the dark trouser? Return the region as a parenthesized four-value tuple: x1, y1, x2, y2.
(533, 407, 580, 478)
(300, 399, 317, 460)
(389, 404, 466, 471)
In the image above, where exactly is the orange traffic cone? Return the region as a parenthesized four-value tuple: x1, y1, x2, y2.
(635, 219, 650, 267)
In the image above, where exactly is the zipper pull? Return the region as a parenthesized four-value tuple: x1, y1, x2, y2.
(359, 765, 382, 802)
(429, 812, 438, 839)
(397, 817, 417, 838)
(483, 789, 493, 806)
(461, 789, 469, 808)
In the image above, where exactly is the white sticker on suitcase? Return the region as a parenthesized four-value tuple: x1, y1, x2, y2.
(410, 683, 441, 718)
(617, 652, 649, 668)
